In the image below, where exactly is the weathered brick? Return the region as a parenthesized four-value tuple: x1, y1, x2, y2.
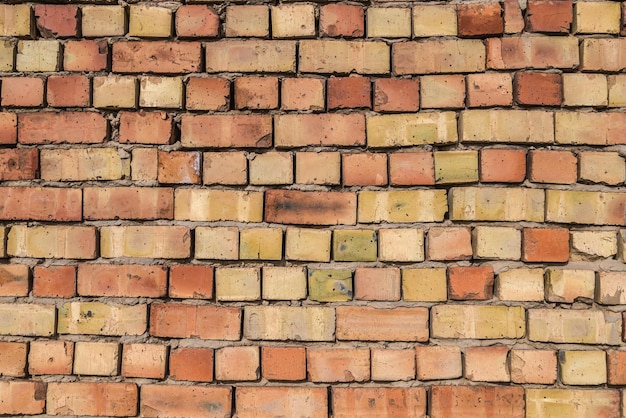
(504, 0, 525, 33)
(0, 341, 27, 376)
(337, 306, 428, 342)
(608, 74, 626, 107)
(473, 226, 521, 260)
(464, 346, 510, 382)
(0, 4, 32, 37)
(0, 112, 17, 144)
(169, 265, 213, 300)
(597, 272, 626, 305)
(581, 38, 626, 72)
(574, 1, 620, 34)
(342, 153, 387, 186)
(42, 148, 124, 182)
(225, 5, 269, 37)
(175, 189, 263, 222)
(358, 190, 447, 223)
(113, 41, 201, 73)
(64, 40, 108, 72)
(431, 305, 525, 339)
(373, 78, 420, 112)
(510, 349, 557, 384)
(0, 264, 28, 297)
(296, 152, 340, 185)
(389, 152, 435, 185)
(560, 350, 607, 385)
(514, 72, 562, 106)
(235, 76, 278, 110)
(28, 341, 73, 375)
(215, 267, 260, 301)
(215, 346, 259, 381)
(0, 303, 55, 336)
(308, 348, 369, 382)
(526, 389, 619, 418)
(121, 344, 166, 379)
(18, 112, 107, 144)
(32, 265, 76, 298)
(528, 309, 621, 344)
(356, 267, 402, 301)
(181, 114, 272, 148)
(413, 5, 457, 37)
(523, 228, 570, 262)
(367, 8, 411, 38)
(275, 114, 365, 147)
(545, 269, 595, 303)
(157, 151, 200, 184)
(58, 302, 146, 336)
(421, 75, 466, 108)
(461, 109, 554, 143)
(203, 152, 247, 185)
(47, 382, 137, 417)
(448, 266, 494, 301)
(0, 187, 81, 221)
(150, 303, 240, 340)
(300, 40, 389, 74)
(579, 151, 625, 185)
(526, 0, 572, 33)
(333, 388, 426, 418)
(140, 76, 182, 108)
(467, 73, 513, 107)
(176, 5, 219, 38)
(328, 76, 371, 109)
(529, 149, 577, 184)
(458, 2, 504, 37)
(572, 230, 617, 260)
(394, 40, 485, 74)
(450, 187, 544, 222)
(119, 112, 171, 145)
(262, 266, 307, 301)
(128, 5, 171, 38)
(285, 227, 331, 262)
(236, 387, 327, 418)
(195, 226, 239, 260)
(249, 152, 292, 185)
(308, 269, 353, 302)
(608, 350, 626, 384)
(206, 40, 295, 73)
(320, 4, 364, 37)
(16, 40, 59, 72)
(1, 77, 44, 107)
(73, 341, 119, 376)
(555, 112, 626, 145)
(333, 229, 376, 262)
(563, 73, 607, 106)
(82, 6, 125, 36)
(266, 190, 356, 225)
(169, 347, 214, 382)
(431, 386, 524, 418)
(100, 226, 189, 258)
(487, 36, 578, 69)
(131, 148, 157, 181)
(367, 112, 457, 147)
(244, 306, 335, 341)
(141, 385, 231, 418)
(281, 78, 325, 111)
(77, 264, 167, 297)
(546, 190, 626, 225)
(240, 228, 283, 260)
(496, 268, 545, 301)
(262, 347, 306, 381)
(8, 225, 95, 259)
(47, 75, 90, 107)
(371, 349, 415, 381)
(402, 268, 448, 302)
(434, 150, 478, 184)
(35, 4, 77, 37)
(416, 346, 462, 380)
(186, 77, 230, 111)
(378, 229, 424, 262)
(271, 4, 315, 38)
(0, 381, 46, 415)
(84, 187, 173, 220)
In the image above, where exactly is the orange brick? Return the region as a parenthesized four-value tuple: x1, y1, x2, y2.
(215, 346, 259, 381)
(157, 151, 200, 184)
(308, 348, 370, 382)
(504, 0, 525, 33)
(180, 114, 272, 148)
(47, 382, 137, 417)
(529, 149, 577, 184)
(416, 346, 462, 380)
(131, 148, 157, 181)
(203, 151, 247, 185)
(431, 386, 524, 418)
(0, 112, 17, 144)
(1, 77, 44, 107)
(389, 152, 435, 185)
(150, 303, 241, 340)
(320, 4, 364, 37)
(467, 73, 512, 107)
(427, 227, 472, 261)
(236, 387, 327, 418)
(77, 264, 167, 298)
(526, 0, 573, 33)
(261, 347, 306, 381)
(0, 264, 29, 297)
(175, 5, 219, 37)
(113, 41, 201, 74)
(275, 114, 365, 147)
(28, 341, 73, 375)
(169, 347, 214, 382)
(0, 187, 81, 221)
(169, 265, 213, 299)
(336, 306, 429, 342)
(119, 111, 172, 144)
(608, 350, 626, 384)
(0, 342, 26, 377)
(265, 190, 356, 225)
(121, 344, 166, 379)
(186, 77, 230, 111)
(33, 266, 76, 297)
(371, 349, 415, 381)
(140, 385, 231, 418)
(0, 381, 46, 416)
(206, 40, 296, 73)
(523, 228, 570, 262)
(487, 36, 578, 69)
(465, 346, 510, 382)
(342, 153, 387, 186)
(281, 77, 325, 111)
(47, 75, 90, 107)
(34, 4, 77, 37)
(64, 40, 108, 72)
(354, 267, 401, 301)
(458, 2, 504, 36)
(83, 187, 173, 220)
(0, 148, 37, 180)
(480, 148, 527, 182)
(18, 112, 107, 144)
(515, 72, 563, 106)
(510, 349, 557, 384)
(328, 76, 371, 109)
(295, 152, 341, 185)
(234, 76, 279, 110)
(374, 78, 419, 112)
(333, 388, 426, 418)
(448, 266, 495, 301)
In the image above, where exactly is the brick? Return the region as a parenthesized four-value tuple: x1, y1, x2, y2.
(58, 302, 146, 336)
(285, 227, 331, 262)
(262, 266, 307, 301)
(427, 227, 472, 261)
(473, 226, 521, 260)
(458, 2, 504, 37)
(465, 346, 510, 382)
(480, 148, 526, 182)
(16, 40, 59, 72)
(563, 73, 607, 106)
(530, 149, 577, 185)
(131, 148, 157, 180)
(389, 152, 434, 185)
(181, 114, 272, 148)
(244, 306, 335, 341)
(333, 388, 425, 417)
(308, 269, 353, 302)
(206, 40, 295, 73)
(432, 305, 526, 339)
(504, 0, 525, 33)
(84, 187, 172, 220)
(113, 41, 201, 74)
(434, 150, 478, 184)
(0, 112, 16, 144)
(0, 303, 54, 336)
(374, 78, 419, 112)
(0, 264, 28, 297)
(77, 264, 167, 297)
(272, 4, 315, 38)
(597, 272, 626, 305)
(64, 40, 108, 71)
(266, 190, 356, 225)
(467, 73, 512, 107)
(0, 4, 31, 36)
(8, 225, 95, 259)
(358, 190, 447, 223)
(249, 152, 292, 185)
(496, 268, 545, 301)
(74, 341, 119, 376)
(82, 6, 125, 36)
(0, 41, 13, 72)
(169, 347, 213, 382)
(523, 228, 570, 262)
(367, 8, 411, 38)
(186, 77, 230, 111)
(394, 40, 485, 74)
(0, 187, 81, 221)
(157, 151, 200, 184)
(415, 346, 462, 380)
(47, 75, 90, 107)
(28, 341, 73, 375)
(320, 4, 364, 37)
(402, 268, 447, 302)
(526, 0, 573, 32)
(572, 230, 617, 259)
(333, 229, 376, 262)
(581, 38, 626, 71)
(413, 5, 457, 37)
(328, 76, 371, 110)
(300, 40, 389, 74)
(141, 386, 231, 418)
(0, 227, 4, 257)
(514, 72, 562, 105)
(546, 269, 595, 303)
(121, 344, 166, 379)
(342, 153, 386, 186)
(308, 348, 369, 382)
(0, 342, 26, 377)
(140, 76, 182, 108)
(371, 349, 415, 381)
(101, 226, 190, 258)
(0, 149, 35, 180)
(450, 187, 545, 222)
(35, 5, 77, 37)
(215, 267, 260, 301)
(282, 78, 325, 111)
(526, 389, 619, 418)
(609, 74, 626, 107)
(195, 227, 239, 260)
(555, 111, 626, 145)
(33, 266, 76, 297)
(129, 6, 171, 38)
(510, 349, 557, 384)
(119, 111, 171, 144)
(579, 151, 625, 185)
(528, 309, 621, 344)
(236, 387, 327, 418)
(449, 266, 494, 301)
(262, 347, 306, 381)
(0, 381, 46, 415)
(175, 189, 263, 222)
(215, 346, 259, 381)
(150, 303, 240, 340)
(176, 5, 219, 37)
(225, 5, 269, 37)
(169, 265, 213, 299)
(337, 306, 428, 342)
(295, 152, 340, 185)
(574, 1, 620, 34)
(608, 350, 626, 384)
(488, 36, 578, 69)
(235, 76, 278, 110)
(431, 386, 524, 418)
(461, 109, 554, 143)
(560, 350, 607, 385)
(417, 75, 465, 108)
(275, 114, 365, 147)
(19, 112, 107, 144)
(1, 77, 44, 107)
(378, 229, 423, 262)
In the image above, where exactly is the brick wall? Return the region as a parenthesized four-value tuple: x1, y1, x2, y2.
(0, 0, 626, 416)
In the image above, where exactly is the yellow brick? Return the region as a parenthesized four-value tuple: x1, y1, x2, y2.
(174, 189, 263, 222)
(0, 303, 55, 336)
(58, 302, 146, 336)
(0, 40, 14, 72)
(559, 351, 607, 385)
(563, 73, 607, 106)
(0, 4, 31, 36)
(139, 76, 183, 109)
(367, 8, 411, 38)
(295, 152, 341, 185)
(7, 225, 96, 259)
(93, 76, 137, 109)
(16, 40, 60, 72)
(100, 226, 190, 258)
(367, 113, 457, 147)
(215, 267, 260, 302)
(243, 306, 335, 341)
(578, 151, 625, 185)
(545, 269, 595, 303)
(573, 1, 621, 34)
(434, 151, 478, 184)
(74, 342, 119, 376)
(285, 227, 331, 262)
(129, 6, 172, 37)
(451, 187, 544, 222)
(572, 230, 618, 259)
(596, 272, 626, 305)
(546, 189, 626, 225)
(402, 268, 447, 302)
(496, 269, 544, 301)
(299, 40, 390, 74)
(420, 75, 466, 109)
(333, 230, 377, 262)
(608, 75, 626, 107)
(262, 266, 307, 300)
(239, 228, 282, 260)
(195, 227, 239, 260)
(205, 40, 296, 73)
(0, 226, 5, 257)
(554, 111, 626, 145)
(82, 6, 125, 37)
(41, 148, 124, 181)
(526, 389, 620, 418)
(309, 269, 353, 302)
(271, 4, 315, 38)
(378, 228, 424, 262)
(528, 309, 621, 344)
(225, 5, 269, 37)
(412, 5, 457, 37)
(431, 305, 525, 339)
(473, 226, 521, 260)
(621, 230, 626, 261)
(394, 39, 485, 74)
(131, 148, 157, 181)
(358, 190, 448, 223)
(461, 109, 554, 143)
(249, 152, 293, 185)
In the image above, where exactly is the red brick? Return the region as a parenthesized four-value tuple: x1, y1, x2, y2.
(186, 77, 230, 111)
(169, 265, 214, 299)
(265, 190, 357, 225)
(176, 5, 219, 38)
(119, 111, 172, 144)
(504, 0, 525, 33)
(529, 149, 577, 184)
(336, 306, 429, 342)
(308, 348, 370, 382)
(354, 267, 401, 301)
(480, 149, 527, 182)
(487, 37, 578, 69)
(275, 114, 365, 147)
(449, 266, 495, 301)
(169, 347, 214, 382)
(374, 78, 419, 112)
(32, 266, 76, 297)
(47, 75, 90, 107)
(0, 264, 29, 297)
(467, 73, 512, 107)
(141, 385, 231, 418)
(1, 77, 44, 107)
(458, 3, 504, 36)
(0, 149, 37, 180)
(215, 346, 259, 381)
(112, 41, 201, 73)
(121, 344, 166, 379)
(514, 72, 562, 105)
(523, 228, 570, 262)
(28, 341, 73, 375)
(333, 388, 426, 418)
(64, 40, 108, 71)
(0, 187, 81, 221)
(261, 347, 306, 381)
(427, 227, 472, 260)
(34, 5, 78, 37)
(84, 187, 173, 220)
(320, 4, 364, 37)
(0, 381, 46, 415)
(18, 112, 107, 144)
(47, 382, 137, 417)
(608, 350, 626, 384)
(157, 151, 201, 184)
(389, 152, 435, 185)
(150, 303, 241, 340)
(431, 386, 524, 418)
(0, 342, 27, 377)
(0, 112, 17, 144)
(234, 76, 279, 110)
(342, 153, 388, 186)
(77, 264, 167, 297)
(180, 114, 272, 148)
(236, 387, 327, 418)
(328, 76, 371, 109)
(526, 0, 573, 33)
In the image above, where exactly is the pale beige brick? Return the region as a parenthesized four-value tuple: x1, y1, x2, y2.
(608, 75, 626, 107)
(0, 226, 5, 257)
(420, 75, 465, 109)
(572, 230, 617, 259)
(41, 148, 124, 181)
(431, 305, 525, 339)
(174, 189, 263, 222)
(496, 269, 544, 301)
(573, 1, 621, 34)
(378, 228, 424, 262)
(295, 152, 341, 185)
(413, 5, 457, 37)
(358, 190, 447, 223)
(546, 189, 626, 225)
(195, 227, 239, 260)
(473, 226, 521, 260)
(100, 226, 190, 259)
(559, 351, 607, 385)
(7, 225, 96, 259)
(58, 302, 147, 336)
(451, 187, 544, 222)
(367, 113, 457, 147)
(0, 5, 31, 37)
(262, 266, 307, 300)
(271, 4, 315, 38)
(74, 342, 119, 376)
(528, 309, 621, 344)
(0, 303, 55, 336)
(249, 152, 293, 185)
(394, 39, 485, 74)
(0, 40, 14, 72)
(285, 227, 331, 262)
(216, 267, 260, 302)
(239, 228, 282, 260)
(545, 269, 595, 303)
(461, 109, 554, 143)
(527, 389, 619, 418)
(205, 40, 295, 73)
(131, 148, 158, 181)
(244, 306, 335, 341)
(82, 6, 125, 37)
(300, 40, 390, 74)
(563, 73, 607, 106)
(129, 5, 172, 37)
(139, 76, 182, 109)
(596, 271, 626, 305)
(93, 76, 137, 109)
(579, 151, 625, 185)
(367, 8, 411, 38)
(402, 268, 447, 302)
(225, 5, 269, 37)
(16, 40, 59, 72)
(555, 111, 626, 145)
